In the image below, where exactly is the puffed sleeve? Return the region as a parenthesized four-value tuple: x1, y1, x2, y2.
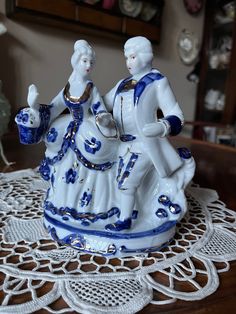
(47, 89, 66, 122)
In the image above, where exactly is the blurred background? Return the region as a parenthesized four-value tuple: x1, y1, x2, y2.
(0, 0, 235, 146)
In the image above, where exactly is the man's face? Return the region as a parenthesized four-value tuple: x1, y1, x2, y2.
(125, 49, 146, 76)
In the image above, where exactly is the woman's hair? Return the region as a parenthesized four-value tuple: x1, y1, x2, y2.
(124, 36, 153, 65)
(71, 40, 95, 69)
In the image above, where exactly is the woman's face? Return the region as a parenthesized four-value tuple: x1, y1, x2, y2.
(76, 54, 94, 78)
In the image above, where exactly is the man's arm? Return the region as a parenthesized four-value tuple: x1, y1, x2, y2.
(142, 77, 184, 137)
(103, 80, 123, 112)
(157, 77, 184, 136)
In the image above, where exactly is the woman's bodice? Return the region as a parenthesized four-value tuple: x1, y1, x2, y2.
(44, 80, 117, 168)
(63, 81, 93, 123)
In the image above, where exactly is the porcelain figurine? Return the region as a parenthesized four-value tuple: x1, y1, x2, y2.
(15, 37, 195, 257)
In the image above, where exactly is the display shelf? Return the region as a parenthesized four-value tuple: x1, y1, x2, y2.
(194, 0, 236, 143)
(6, 0, 162, 43)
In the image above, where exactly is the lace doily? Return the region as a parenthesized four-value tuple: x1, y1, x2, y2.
(0, 169, 236, 314)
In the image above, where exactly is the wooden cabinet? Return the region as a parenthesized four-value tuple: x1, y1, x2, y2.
(194, 0, 236, 145)
(6, 0, 163, 43)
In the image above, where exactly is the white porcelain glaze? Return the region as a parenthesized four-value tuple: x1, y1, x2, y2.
(15, 37, 195, 257)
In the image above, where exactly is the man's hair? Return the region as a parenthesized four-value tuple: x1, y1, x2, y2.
(124, 36, 153, 64)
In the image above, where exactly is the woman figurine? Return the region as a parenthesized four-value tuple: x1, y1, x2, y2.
(15, 40, 120, 229)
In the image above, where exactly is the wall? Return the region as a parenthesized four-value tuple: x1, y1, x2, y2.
(0, 0, 204, 128)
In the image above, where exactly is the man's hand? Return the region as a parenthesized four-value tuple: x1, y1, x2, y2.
(142, 122, 165, 137)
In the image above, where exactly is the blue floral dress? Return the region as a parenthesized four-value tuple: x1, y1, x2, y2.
(39, 82, 120, 224)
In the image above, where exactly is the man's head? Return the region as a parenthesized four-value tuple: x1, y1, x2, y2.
(124, 37, 153, 76)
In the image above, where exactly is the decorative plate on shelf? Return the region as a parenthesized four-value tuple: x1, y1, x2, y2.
(119, 0, 143, 18)
(140, 2, 158, 22)
(183, 0, 203, 15)
(178, 29, 200, 65)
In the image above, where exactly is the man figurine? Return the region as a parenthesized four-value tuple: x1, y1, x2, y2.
(104, 36, 185, 231)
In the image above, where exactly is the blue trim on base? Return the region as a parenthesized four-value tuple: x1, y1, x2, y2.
(105, 218, 132, 231)
(47, 226, 117, 256)
(120, 239, 172, 254)
(44, 211, 177, 240)
(47, 224, 173, 256)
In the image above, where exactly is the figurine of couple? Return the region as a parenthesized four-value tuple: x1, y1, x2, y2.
(15, 36, 195, 255)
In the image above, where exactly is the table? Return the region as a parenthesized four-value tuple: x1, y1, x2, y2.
(1, 133, 236, 313)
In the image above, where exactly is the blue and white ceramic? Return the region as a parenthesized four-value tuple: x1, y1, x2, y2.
(15, 37, 195, 257)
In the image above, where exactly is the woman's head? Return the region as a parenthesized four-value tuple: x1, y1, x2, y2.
(71, 40, 95, 77)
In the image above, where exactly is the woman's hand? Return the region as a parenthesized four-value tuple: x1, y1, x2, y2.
(96, 112, 114, 128)
(15, 84, 41, 128)
(95, 112, 118, 139)
(27, 84, 39, 110)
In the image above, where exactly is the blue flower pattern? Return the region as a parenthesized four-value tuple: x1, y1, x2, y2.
(46, 128, 58, 143)
(84, 137, 101, 154)
(65, 168, 77, 184)
(80, 191, 92, 207)
(39, 158, 51, 181)
(16, 111, 29, 124)
(16, 105, 51, 145)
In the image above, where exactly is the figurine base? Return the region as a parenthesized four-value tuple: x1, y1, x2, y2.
(44, 212, 177, 257)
